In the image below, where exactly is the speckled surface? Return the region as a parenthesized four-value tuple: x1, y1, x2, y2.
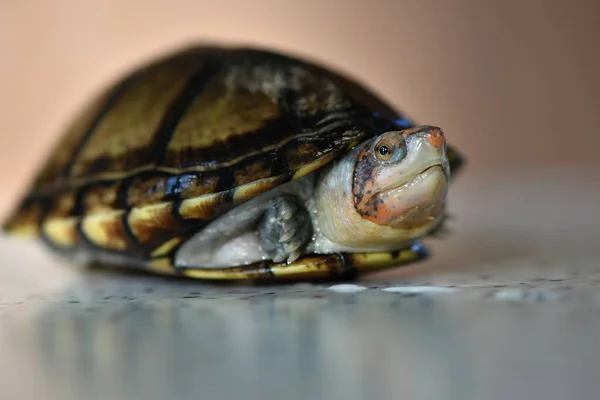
(1, 168, 599, 400)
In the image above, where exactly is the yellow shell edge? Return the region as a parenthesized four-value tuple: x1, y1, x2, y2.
(146, 247, 424, 281)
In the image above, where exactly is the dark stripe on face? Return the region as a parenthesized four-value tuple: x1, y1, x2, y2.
(62, 75, 135, 178)
(152, 57, 223, 166)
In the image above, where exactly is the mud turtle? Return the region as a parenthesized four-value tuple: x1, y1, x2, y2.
(2, 45, 464, 281)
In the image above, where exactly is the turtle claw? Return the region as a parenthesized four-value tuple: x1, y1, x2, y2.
(284, 240, 303, 254)
(287, 250, 302, 264)
(257, 195, 312, 265)
(278, 228, 297, 243)
(279, 201, 297, 221)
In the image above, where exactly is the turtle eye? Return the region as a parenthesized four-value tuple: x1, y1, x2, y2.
(374, 138, 406, 163)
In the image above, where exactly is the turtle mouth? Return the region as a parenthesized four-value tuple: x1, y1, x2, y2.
(383, 163, 446, 194)
(373, 163, 448, 228)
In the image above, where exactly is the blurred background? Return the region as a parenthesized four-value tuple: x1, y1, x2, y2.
(2, 2, 600, 400)
(1, 0, 599, 217)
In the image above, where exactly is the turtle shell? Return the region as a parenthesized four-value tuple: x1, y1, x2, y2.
(2, 45, 463, 269)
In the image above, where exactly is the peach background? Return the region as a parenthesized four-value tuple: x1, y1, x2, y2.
(0, 0, 598, 216)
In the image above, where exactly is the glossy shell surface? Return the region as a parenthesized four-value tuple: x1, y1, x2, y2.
(3, 45, 463, 281)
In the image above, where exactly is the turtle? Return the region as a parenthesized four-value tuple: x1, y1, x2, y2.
(2, 45, 464, 282)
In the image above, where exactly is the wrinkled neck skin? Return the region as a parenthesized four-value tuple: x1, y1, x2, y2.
(307, 143, 442, 254)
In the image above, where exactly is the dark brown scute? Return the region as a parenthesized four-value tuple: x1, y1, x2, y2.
(69, 52, 211, 179)
(150, 57, 224, 166)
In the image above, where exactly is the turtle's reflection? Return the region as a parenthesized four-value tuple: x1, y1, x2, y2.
(7, 293, 469, 400)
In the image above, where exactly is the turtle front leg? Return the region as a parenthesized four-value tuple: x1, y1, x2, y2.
(257, 195, 313, 264)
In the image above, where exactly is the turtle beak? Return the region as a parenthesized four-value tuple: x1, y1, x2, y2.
(406, 125, 451, 181)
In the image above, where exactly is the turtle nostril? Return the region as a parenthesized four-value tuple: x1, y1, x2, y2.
(427, 128, 445, 148)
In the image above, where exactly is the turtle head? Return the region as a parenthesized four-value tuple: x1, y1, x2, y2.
(352, 125, 450, 231)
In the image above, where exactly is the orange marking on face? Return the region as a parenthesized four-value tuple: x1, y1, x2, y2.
(364, 197, 395, 225)
(427, 128, 445, 148)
